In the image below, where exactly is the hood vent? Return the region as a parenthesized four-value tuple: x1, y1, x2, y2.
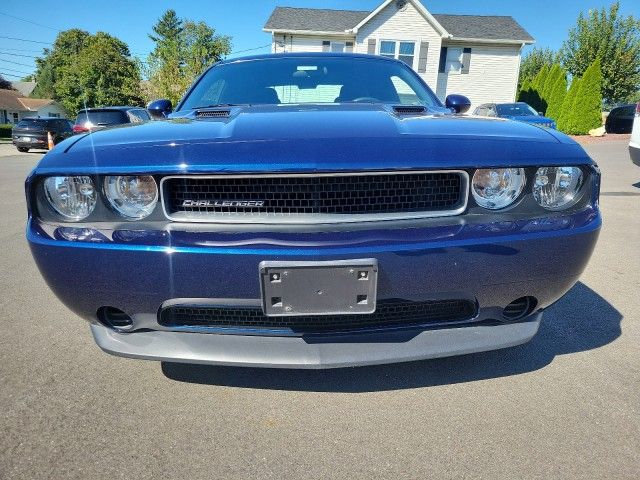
(195, 109, 231, 119)
(393, 105, 427, 116)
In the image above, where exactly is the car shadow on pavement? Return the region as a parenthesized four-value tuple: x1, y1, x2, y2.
(161, 282, 622, 392)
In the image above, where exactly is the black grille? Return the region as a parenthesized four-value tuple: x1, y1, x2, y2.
(159, 299, 477, 334)
(393, 105, 426, 115)
(164, 172, 464, 216)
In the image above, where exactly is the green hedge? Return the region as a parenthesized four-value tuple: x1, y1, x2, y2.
(0, 124, 12, 138)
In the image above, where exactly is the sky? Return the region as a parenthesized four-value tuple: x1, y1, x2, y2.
(0, 0, 639, 81)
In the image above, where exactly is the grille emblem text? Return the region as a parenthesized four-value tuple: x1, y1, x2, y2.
(182, 199, 265, 208)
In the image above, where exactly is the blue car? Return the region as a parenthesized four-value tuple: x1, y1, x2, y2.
(474, 102, 557, 129)
(26, 53, 600, 368)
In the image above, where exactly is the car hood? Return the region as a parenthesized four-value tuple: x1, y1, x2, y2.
(36, 104, 588, 174)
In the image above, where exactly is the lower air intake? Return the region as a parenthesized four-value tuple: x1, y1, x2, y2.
(159, 299, 477, 334)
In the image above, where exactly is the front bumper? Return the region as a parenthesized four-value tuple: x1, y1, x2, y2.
(28, 206, 600, 368)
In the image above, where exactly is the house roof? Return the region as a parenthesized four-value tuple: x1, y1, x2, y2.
(0, 88, 55, 111)
(264, 7, 369, 33)
(433, 14, 534, 42)
(11, 81, 36, 97)
(264, 4, 534, 43)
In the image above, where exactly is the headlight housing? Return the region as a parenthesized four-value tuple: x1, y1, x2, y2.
(533, 166, 584, 210)
(43, 176, 97, 221)
(471, 168, 526, 210)
(103, 175, 158, 219)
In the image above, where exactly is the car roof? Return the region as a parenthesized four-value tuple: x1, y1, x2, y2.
(218, 52, 402, 65)
(77, 106, 142, 112)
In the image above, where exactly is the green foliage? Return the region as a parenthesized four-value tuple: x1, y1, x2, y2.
(519, 47, 558, 87)
(560, 2, 640, 104)
(523, 64, 550, 113)
(146, 10, 232, 105)
(542, 64, 562, 104)
(31, 29, 143, 115)
(0, 124, 12, 138)
(54, 32, 144, 115)
(570, 59, 603, 134)
(557, 77, 581, 133)
(546, 68, 568, 122)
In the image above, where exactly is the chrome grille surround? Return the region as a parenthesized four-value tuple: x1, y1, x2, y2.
(160, 170, 469, 224)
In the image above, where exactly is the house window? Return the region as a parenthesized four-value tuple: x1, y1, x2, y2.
(378, 41, 416, 67)
(47, 112, 60, 118)
(323, 41, 354, 53)
(12, 113, 18, 123)
(446, 48, 463, 74)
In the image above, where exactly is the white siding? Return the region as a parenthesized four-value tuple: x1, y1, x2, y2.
(271, 34, 354, 53)
(436, 44, 522, 111)
(35, 103, 67, 118)
(355, 1, 442, 88)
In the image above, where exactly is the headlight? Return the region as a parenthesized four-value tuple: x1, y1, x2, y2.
(471, 168, 526, 210)
(533, 166, 584, 210)
(104, 175, 158, 219)
(44, 176, 97, 221)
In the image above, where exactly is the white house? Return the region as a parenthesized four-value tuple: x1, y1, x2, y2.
(263, 0, 534, 109)
(0, 89, 68, 124)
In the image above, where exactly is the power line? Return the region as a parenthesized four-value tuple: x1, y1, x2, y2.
(0, 11, 61, 31)
(227, 44, 271, 56)
(0, 71, 23, 78)
(0, 51, 40, 58)
(0, 57, 34, 68)
(0, 35, 52, 45)
(0, 66, 32, 75)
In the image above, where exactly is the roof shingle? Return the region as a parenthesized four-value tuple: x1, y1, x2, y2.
(264, 7, 369, 33)
(264, 5, 534, 43)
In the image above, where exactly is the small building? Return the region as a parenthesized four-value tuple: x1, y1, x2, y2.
(0, 88, 68, 124)
(263, 0, 534, 109)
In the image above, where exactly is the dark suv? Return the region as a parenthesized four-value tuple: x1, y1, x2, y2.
(11, 118, 74, 152)
(73, 107, 151, 133)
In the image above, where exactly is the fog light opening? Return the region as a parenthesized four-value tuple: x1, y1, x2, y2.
(97, 307, 134, 331)
(502, 297, 537, 321)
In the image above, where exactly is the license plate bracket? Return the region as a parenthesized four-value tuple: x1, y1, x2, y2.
(259, 259, 378, 317)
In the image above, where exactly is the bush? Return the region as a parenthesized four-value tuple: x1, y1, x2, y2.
(546, 69, 568, 122)
(557, 78, 582, 133)
(569, 59, 603, 134)
(0, 124, 13, 138)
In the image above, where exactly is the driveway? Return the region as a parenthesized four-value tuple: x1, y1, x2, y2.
(0, 141, 638, 479)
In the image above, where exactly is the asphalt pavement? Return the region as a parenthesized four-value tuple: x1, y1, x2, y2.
(0, 140, 638, 479)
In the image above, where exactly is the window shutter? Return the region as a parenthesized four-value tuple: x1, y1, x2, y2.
(322, 41, 330, 52)
(438, 47, 448, 73)
(345, 41, 354, 53)
(462, 48, 472, 74)
(417, 41, 429, 73)
(367, 38, 376, 54)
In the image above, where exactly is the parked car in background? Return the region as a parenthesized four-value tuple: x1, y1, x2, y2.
(605, 103, 636, 134)
(474, 102, 556, 129)
(11, 117, 73, 152)
(26, 53, 600, 368)
(72, 107, 151, 134)
(630, 103, 640, 166)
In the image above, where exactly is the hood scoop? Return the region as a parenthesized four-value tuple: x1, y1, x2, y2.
(195, 109, 232, 119)
(392, 105, 427, 116)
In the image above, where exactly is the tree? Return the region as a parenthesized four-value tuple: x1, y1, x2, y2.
(32, 29, 143, 115)
(569, 59, 603, 134)
(560, 2, 640, 103)
(0, 75, 12, 90)
(32, 29, 91, 99)
(542, 64, 562, 105)
(146, 10, 232, 105)
(519, 47, 558, 87)
(55, 32, 143, 115)
(557, 77, 581, 133)
(525, 64, 550, 113)
(546, 68, 568, 122)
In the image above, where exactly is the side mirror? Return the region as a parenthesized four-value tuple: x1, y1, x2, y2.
(147, 99, 173, 119)
(445, 94, 472, 114)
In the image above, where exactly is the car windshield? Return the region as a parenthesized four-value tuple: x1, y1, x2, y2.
(178, 56, 441, 110)
(76, 110, 128, 126)
(496, 103, 538, 116)
(16, 119, 48, 128)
